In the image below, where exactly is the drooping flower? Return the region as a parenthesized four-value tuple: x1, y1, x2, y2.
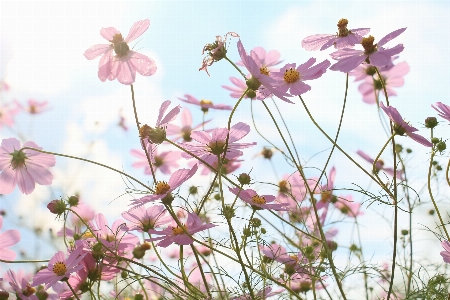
(131, 142, 181, 175)
(130, 164, 198, 208)
(147, 212, 216, 247)
(178, 94, 232, 113)
(330, 28, 406, 73)
(139, 100, 181, 144)
(272, 59, 330, 96)
(357, 150, 403, 178)
(179, 122, 256, 165)
(222, 77, 267, 100)
(237, 40, 292, 103)
(0, 216, 20, 261)
(302, 18, 370, 51)
(32, 245, 87, 290)
(166, 108, 212, 142)
(229, 187, 289, 211)
(356, 61, 410, 104)
(84, 19, 157, 85)
(0, 138, 56, 195)
(199, 32, 239, 75)
(6, 269, 37, 300)
(432, 102, 450, 122)
(122, 205, 172, 232)
(380, 102, 432, 147)
(440, 240, 450, 264)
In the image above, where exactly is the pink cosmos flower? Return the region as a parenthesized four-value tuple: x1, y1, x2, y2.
(229, 187, 289, 211)
(130, 164, 198, 208)
(356, 61, 410, 104)
(237, 46, 283, 69)
(313, 167, 336, 210)
(147, 212, 217, 247)
(52, 269, 87, 299)
(440, 240, 450, 263)
(166, 108, 212, 142)
(222, 77, 267, 100)
(259, 243, 306, 274)
(0, 103, 20, 129)
(80, 251, 118, 280)
(302, 19, 370, 51)
(0, 216, 20, 261)
(334, 195, 363, 217)
(380, 102, 432, 147)
(140, 100, 181, 144)
(432, 102, 450, 122)
(237, 40, 292, 103)
(6, 269, 37, 300)
(178, 94, 232, 113)
(232, 286, 279, 300)
(69, 201, 96, 227)
(357, 150, 403, 178)
(122, 205, 172, 232)
(0, 138, 56, 195)
(118, 113, 128, 131)
(16, 99, 48, 115)
(179, 122, 256, 165)
(32, 245, 87, 289)
(84, 19, 157, 85)
(276, 172, 309, 211)
(198, 157, 242, 175)
(131, 142, 181, 175)
(330, 28, 406, 73)
(272, 59, 330, 96)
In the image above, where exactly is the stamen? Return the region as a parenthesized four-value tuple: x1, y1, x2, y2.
(251, 195, 266, 205)
(155, 181, 170, 195)
(52, 262, 67, 276)
(283, 68, 300, 83)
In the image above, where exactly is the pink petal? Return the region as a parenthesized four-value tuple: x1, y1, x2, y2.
(407, 132, 433, 147)
(100, 27, 119, 41)
(1, 138, 21, 153)
(128, 51, 157, 76)
(330, 54, 366, 73)
(301, 34, 335, 51)
(0, 167, 17, 194)
(115, 60, 136, 85)
(228, 122, 250, 143)
(0, 229, 20, 248)
(16, 168, 35, 195)
(98, 49, 114, 82)
(25, 163, 53, 185)
(0, 248, 16, 261)
(84, 44, 111, 60)
(377, 28, 407, 47)
(181, 108, 192, 127)
(125, 19, 150, 43)
(168, 164, 198, 188)
(190, 131, 212, 144)
(158, 105, 181, 127)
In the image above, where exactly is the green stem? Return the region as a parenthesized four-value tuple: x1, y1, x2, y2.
(191, 245, 212, 298)
(66, 280, 81, 300)
(225, 56, 247, 79)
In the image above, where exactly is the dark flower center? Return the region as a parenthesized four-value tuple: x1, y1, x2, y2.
(110, 33, 130, 57)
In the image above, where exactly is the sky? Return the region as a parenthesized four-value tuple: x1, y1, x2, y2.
(1, 0, 450, 297)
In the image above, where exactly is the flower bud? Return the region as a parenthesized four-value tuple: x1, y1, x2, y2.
(246, 77, 261, 91)
(406, 148, 412, 153)
(437, 141, 447, 152)
(425, 117, 438, 128)
(395, 144, 403, 153)
(47, 199, 67, 215)
(250, 218, 261, 227)
(188, 186, 198, 195)
(222, 205, 236, 220)
(327, 240, 338, 251)
(238, 173, 251, 185)
(437, 165, 443, 171)
(401, 229, 409, 236)
(68, 195, 79, 207)
(121, 271, 128, 279)
(260, 228, 267, 234)
(432, 137, 440, 144)
(161, 193, 174, 205)
(134, 295, 144, 300)
(148, 127, 166, 144)
(246, 89, 257, 99)
(429, 209, 435, 215)
(0, 290, 9, 300)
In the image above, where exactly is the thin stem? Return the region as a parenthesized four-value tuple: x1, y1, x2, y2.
(225, 56, 247, 79)
(191, 245, 212, 298)
(446, 158, 450, 187)
(20, 147, 151, 191)
(66, 280, 81, 300)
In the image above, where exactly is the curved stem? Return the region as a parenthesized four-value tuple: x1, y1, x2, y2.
(446, 159, 450, 187)
(225, 56, 247, 79)
(20, 147, 152, 191)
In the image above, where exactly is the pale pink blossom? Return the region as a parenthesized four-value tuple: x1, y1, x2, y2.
(302, 19, 370, 51)
(259, 243, 306, 274)
(178, 94, 232, 112)
(122, 205, 172, 232)
(131, 142, 181, 175)
(236, 46, 283, 71)
(84, 19, 157, 85)
(0, 138, 55, 195)
(147, 212, 216, 247)
(330, 28, 406, 73)
(356, 61, 409, 104)
(229, 187, 289, 211)
(32, 245, 87, 289)
(357, 150, 403, 178)
(53, 269, 87, 299)
(198, 157, 242, 175)
(130, 164, 198, 208)
(140, 100, 181, 144)
(276, 172, 309, 211)
(334, 195, 363, 217)
(6, 269, 37, 300)
(0, 103, 19, 129)
(441, 240, 450, 264)
(380, 102, 432, 147)
(16, 99, 48, 115)
(69, 201, 96, 226)
(272, 59, 330, 96)
(313, 167, 336, 210)
(179, 122, 256, 165)
(0, 216, 20, 261)
(432, 102, 450, 122)
(166, 108, 212, 142)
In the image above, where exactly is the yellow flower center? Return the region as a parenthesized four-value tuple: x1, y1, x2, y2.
(208, 140, 226, 155)
(172, 225, 187, 235)
(110, 33, 130, 57)
(199, 99, 213, 105)
(321, 190, 332, 203)
(283, 68, 300, 84)
(52, 262, 67, 276)
(23, 285, 36, 297)
(260, 66, 270, 75)
(362, 36, 377, 55)
(337, 18, 350, 37)
(29, 105, 37, 114)
(81, 231, 94, 239)
(278, 180, 289, 193)
(155, 181, 170, 195)
(251, 195, 266, 205)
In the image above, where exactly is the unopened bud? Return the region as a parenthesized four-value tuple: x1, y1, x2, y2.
(148, 127, 166, 144)
(425, 117, 438, 129)
(429, 209, 435, 215)
(47, 199, 66, 215)
(246, 77, 262, 91)
(238, 173, 251, 185)
(68, 195, 79, 207)
(432, 137, 440, 144)
(134, 295, 144, 300)
(436, 141, 446, 152)
(401, 229, 409, 236)
(189, 186, 198, 195)
(246, 89, 257, 99)
(121, 271, 128, 279)
(250, 218, 261, 227)
(406, 148, 412, 153)
(395, 144, 403, 153)
(0, 290, 9, 300)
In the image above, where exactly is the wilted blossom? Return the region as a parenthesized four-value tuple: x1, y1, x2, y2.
(200, 32, 239, 75)
(179, 122, 256, 165)
(32, 245, 87, 289)
(166, 108, 212, 142)
(0, 216, 20, 261)
(229, 187, 289, 211)
(222, 77, 267, 100)
(131, 142, 181, 175)
(380, 102, 432, 147)
(440, 240, 450, 263)
(356, 61, 410, 104)
(122, 205, 172, 232)
(432, 102, 450, 122)
(237, 40, 292, 103)
(84, 19, 157, 85)
(330, 28, 406, 73)
(130, 164, 198, 208)
(357, 150, 403, 178)
(6, 269, 37, 300)
(272, 59, 330, 96)
(147, 212, 217, 247)
(302, 18, 370, 51)
(178, 94, 232, 113)
(0, 138, 56, 195)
